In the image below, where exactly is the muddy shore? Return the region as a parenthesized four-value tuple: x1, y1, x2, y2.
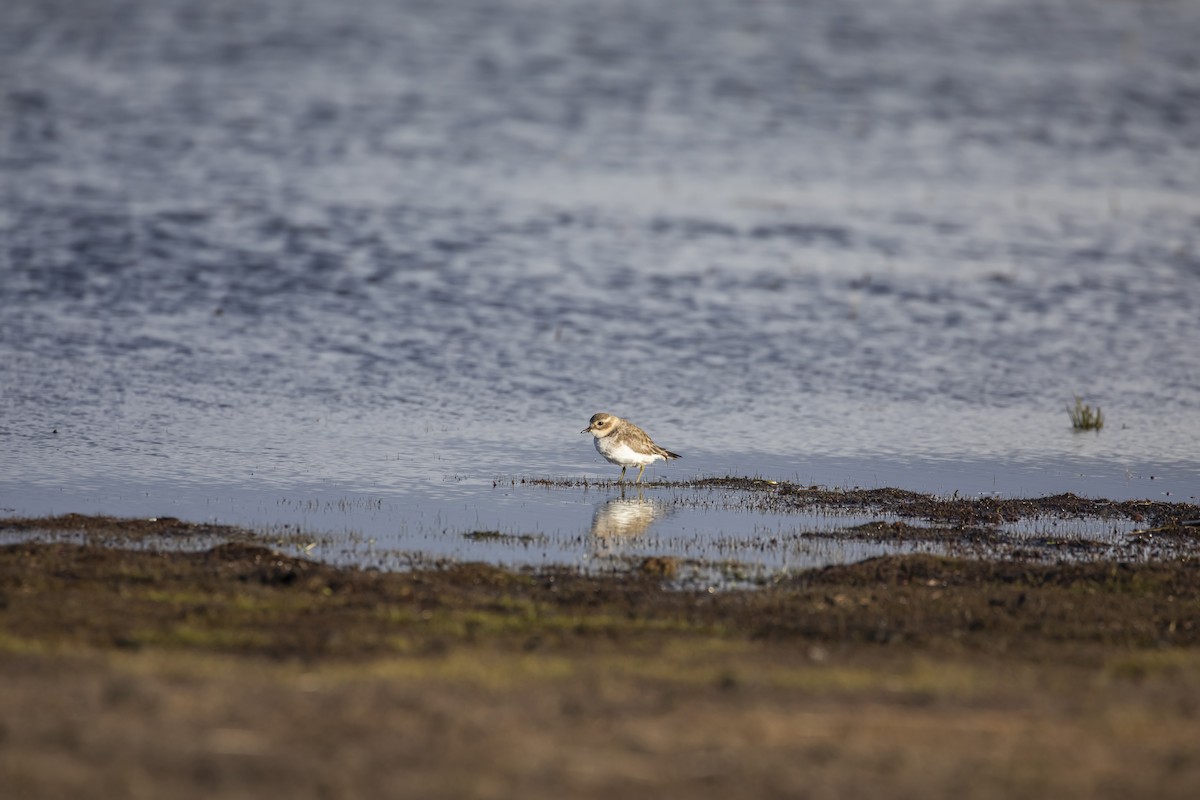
(2, 502, 1200, 798)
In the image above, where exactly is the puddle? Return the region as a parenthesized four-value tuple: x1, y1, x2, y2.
(4, 477, 1198, 589)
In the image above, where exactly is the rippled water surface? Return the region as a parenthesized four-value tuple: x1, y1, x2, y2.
(2, 0, 1198, 568)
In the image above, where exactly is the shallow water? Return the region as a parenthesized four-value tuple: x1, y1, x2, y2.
(1, 0, 1198, 570)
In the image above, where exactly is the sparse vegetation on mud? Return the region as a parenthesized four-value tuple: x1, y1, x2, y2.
(526, 476, 1197, 531)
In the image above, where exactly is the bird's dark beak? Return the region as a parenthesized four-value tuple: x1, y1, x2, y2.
(580, 427, 591, 434)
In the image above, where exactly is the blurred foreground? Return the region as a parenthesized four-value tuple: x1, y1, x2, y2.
(2, 515, 1199, 798)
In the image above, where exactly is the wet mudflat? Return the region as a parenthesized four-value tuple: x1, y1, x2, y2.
(3, 502, 1200, 798)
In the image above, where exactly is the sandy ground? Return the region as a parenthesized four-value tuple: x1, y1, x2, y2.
(2, 509, 1200, 798)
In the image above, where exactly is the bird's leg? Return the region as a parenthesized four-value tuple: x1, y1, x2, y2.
(619, 466, 626, 483)
(636, 464, 646, 483)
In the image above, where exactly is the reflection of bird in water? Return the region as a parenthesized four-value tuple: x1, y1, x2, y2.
(589, 493, 666, 545)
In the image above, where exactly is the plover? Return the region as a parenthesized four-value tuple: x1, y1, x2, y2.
(581, 412, 680, 483)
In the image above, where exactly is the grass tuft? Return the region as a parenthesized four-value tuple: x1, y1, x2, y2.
(1068, 396, 1104, 431)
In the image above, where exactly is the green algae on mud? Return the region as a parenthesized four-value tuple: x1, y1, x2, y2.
(462, 530, 549, 546)
(0, 512, 335, 550)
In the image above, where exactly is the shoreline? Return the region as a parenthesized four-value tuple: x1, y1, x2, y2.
(4, 477, 1198, 579)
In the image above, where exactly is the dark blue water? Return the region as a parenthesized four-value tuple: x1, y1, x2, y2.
(2, 0, 1198, 569)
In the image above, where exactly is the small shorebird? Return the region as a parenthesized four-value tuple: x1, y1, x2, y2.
(581, 412, 680, 483)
